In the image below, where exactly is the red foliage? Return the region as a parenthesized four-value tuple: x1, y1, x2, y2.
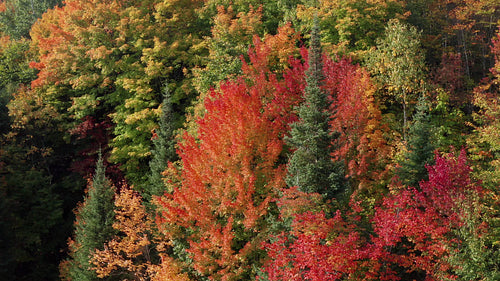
(157, 77, 287, 279)
(263, 149, 482, 280)
(262, 210, 370, 281)
(69, 116, 123, 184)
(371, 149, 482, 279)
(324, 58, 391, 190)
(156, 31, 304, 280)
(434, 52, 467, 105)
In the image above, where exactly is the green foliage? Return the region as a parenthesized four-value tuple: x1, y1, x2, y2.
(430, 89, 469, 151)
(143, 85, 178, 200)
(64, 154, 116, 281)
(286, 19, 346, 199)
(0, 166, 64, 280)
(193, 5, 263, 94)
(0, 37, 36, 134)
(293, 0, 405, 56)
(0, 0, 61, 39)
(448, 192, 500, 281)
(397, 95, 435, 187)
(367, 19, 427, 139)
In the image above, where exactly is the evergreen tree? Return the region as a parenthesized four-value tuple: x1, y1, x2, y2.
(285, 17, 345, 199)
(397, 95, 435, 187)
(62, 152, 116, 281)
(144, 84, 178, 200)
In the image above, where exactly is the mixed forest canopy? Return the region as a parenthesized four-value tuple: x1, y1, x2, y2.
(0, 0, 499, 280)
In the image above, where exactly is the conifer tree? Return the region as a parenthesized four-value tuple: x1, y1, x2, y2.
(144, 85, 178, 200)
(62, 153, 116, 281)
(397, 95, 435, 187)
(286, 17, 345, 199)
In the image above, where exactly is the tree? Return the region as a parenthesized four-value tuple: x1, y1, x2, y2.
(286, 18, 346, 199)
(0, 36, 36, 134)
(0, 0, 61, 39)
(156, 30, 303, 280)
(0, 154, 65, 280)
(396, 95, 435, 187)
(367, 19, 426, 140)
(61, 153, 116, 281)
(26, 0, 209, 186)
(157, 78, 288, 280)
(293, 0, 405, 56)
(143, 84, 178, 200)
(468, 26, 500, 188)
(372, 149, 483, 280)
(261, 187, 396, 281)
(92, 186, 190, 280)
(193, 5, 263, 94)
(324, 58, 392, 191)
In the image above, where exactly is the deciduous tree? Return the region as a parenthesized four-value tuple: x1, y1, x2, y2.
(367, 19, 427, 140)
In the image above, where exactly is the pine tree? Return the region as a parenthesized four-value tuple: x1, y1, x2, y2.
(144, 84, 177, 200)
(285, 17, 345, 199)
(397, 95, 435, 188)
(62, 152, 116, 281)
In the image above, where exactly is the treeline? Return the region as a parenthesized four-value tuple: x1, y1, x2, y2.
(0, 0, 498, 280)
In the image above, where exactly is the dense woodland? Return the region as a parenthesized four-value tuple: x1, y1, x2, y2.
(0, 0, 499, 280)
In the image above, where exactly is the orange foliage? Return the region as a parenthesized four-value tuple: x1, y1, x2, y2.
(157, 77, 288, 279)
(91, 187, 191, 280)
(324, 58, 392, 190)
(156, 30, 305, 278)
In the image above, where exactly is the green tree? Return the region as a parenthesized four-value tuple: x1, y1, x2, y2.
(0, 0, 61, 39)
(193, 5, 263, 94)
(62, 153, 116, 281)
(396, 95, 435, 187)
(0, 158, 65, 280)
(0, 36, 36, 134)
(293, 0, 404, 57)
(367, 19, 426, 140)
(144, 84, 178, 200)
(286, 18, 345, 199)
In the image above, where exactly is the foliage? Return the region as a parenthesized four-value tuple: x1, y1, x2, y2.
(157, 78, 289, 280)
(1, 2, 500, 281)
(396, 95, 435, 187)
(143, 85, 178, 200)
(367, 19, 427, 140)
(324, 58, 392, 191)
(61, 154, 116, 281)
(194, 5, 263, 94)
(0, 36, 36, 134)
(286, 19, 346, 199)
(372, 149, 483, 280)
(0, 0, 61, 39)
(294, 0, 405, 57)
(91, 186, 190, 280)
(0, 158, 65, 280)
(26, 0, 209, 186)
(468, 27, 500, 188)
(156, 29, 305, 280)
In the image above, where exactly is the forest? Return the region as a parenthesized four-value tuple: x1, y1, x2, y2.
(0, 0, 499, 280)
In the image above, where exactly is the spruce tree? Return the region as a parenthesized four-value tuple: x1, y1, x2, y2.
(397, 95, 435, 188)
(285, 18, 345, 199)
(144, 84, 178, 200)
(63, 152, 116, 281)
